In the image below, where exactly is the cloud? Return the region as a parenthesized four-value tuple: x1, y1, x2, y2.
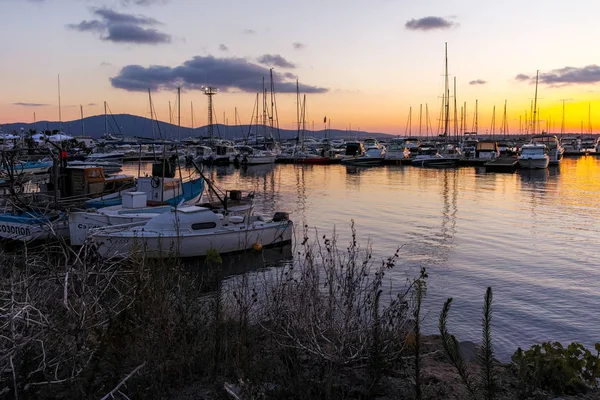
(469, 79, 487, 85)
(219, 44, 228, 51)
(67, 7, 171, 44)
(100, 61, 113, 67)
(257, 54, 296, 68)
(110, 55, 327, 94)
(242, 29, 256, 34)
(120, 0, 168, 5)
(405, 16, 457, 31)
(13, 102, 50, 107)
(515, 65, 600, 86)
(292, 42, 306, 50)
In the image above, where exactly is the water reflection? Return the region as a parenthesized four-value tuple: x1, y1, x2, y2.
(517, 168, 550, 183)
(181, 243, 293, 278)
(126, 160, 600, 360)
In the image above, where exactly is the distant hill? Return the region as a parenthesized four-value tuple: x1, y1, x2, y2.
(1, 113, 395, 141)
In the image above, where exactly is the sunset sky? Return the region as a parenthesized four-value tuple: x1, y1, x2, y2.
(1, 0, 599, 135)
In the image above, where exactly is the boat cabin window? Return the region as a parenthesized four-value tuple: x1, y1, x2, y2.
(191, 222, 217, 230)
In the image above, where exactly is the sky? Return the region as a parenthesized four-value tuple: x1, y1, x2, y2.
(1, 0, 600, 135)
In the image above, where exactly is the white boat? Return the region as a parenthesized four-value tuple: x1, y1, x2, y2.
(90, 206, 293, 259)
(404, 137, 421, 157)
(70, 176, 206, 245)
(68, 160, 123, 175)
(580, 137, 598, 153)
(384, 138, 409, 162)
(236, 146, 276, 165)
(411, 147, 458, 168)
(86, 151, 125, 161)
(192, 146, 213, 164)
(341, 147, 386, 166)
(205, 145, 239, 165)
(337, 142, 366, 162)
(560, 137, 581, 155)
(362, 138, 382, 150)
(531, 134, 564, 164)
(518, 143, 550, 169)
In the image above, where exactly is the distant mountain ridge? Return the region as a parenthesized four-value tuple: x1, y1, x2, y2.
(1, 113, 395, 141)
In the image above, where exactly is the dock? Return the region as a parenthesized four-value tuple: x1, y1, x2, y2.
(484, 156, 519, 172)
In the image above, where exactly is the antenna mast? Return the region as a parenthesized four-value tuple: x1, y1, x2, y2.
(203, 86, 218, 145)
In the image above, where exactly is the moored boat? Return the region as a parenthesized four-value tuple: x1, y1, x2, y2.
(531, 134, 563, 164)
(341, 147, 386, 166)
(517, 143, 550, 169)
(90, 206, 293, 259)
(0, 210, 69, 241)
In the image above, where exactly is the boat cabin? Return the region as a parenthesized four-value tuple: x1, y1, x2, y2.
(475, 141, 500, 159)
(62, 166, 134, 198)
(343, 142, 365, 157)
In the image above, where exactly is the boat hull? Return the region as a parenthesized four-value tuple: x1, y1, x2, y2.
(411, 158, 458, 168)
(0, 213, 69, 241)
(241, 155, 276, 165)
(92, 221, 294, 258)
(341, 157, 385, 166)
(518, 157, 550, 169)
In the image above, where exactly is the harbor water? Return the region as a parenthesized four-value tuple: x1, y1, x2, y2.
(123, 156, 600, 360)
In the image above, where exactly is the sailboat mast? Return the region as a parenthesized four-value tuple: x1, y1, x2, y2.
(408, 106, 412, 135)
(453, 76, 458, 140)
(443, 42, 450, 138)
(302, 94, 307, 148)
(296, 79, 300, 145)
(491, 105, 496, 140)
(270, 68, 275, 137)
(425, 104, 429, 137)
(104, 101, 108, 137)
(588, 103, 592, 135)
(255, 92, 259, 144)
(463, 101, 467, 135)
(58, 74, 62, 133)
(475, 100, 479, 134)
(191, 102, 194, 129)
(177, 87, 181, 142)
(532, 70, 539, 135)
(80, 105, 84, 136)
(419, 104, 422, 136)
(561, 100, 565, 136)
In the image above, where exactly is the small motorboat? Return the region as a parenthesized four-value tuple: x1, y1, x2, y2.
(411, 147, 458, 168)
(341, 147, 386, 166)
(90, 206, 293, 259)
(517, 143, 550, 169)
(0, 210, 69, 242)
(68, 160, 123, 175)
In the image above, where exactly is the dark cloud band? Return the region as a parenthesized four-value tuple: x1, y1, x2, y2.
(110, 55, 327, 94)
(515, 65, 600, 85)
(67, 7, 171, 45)
(405, 16, 457, 31)
(257, 54, 296, 69)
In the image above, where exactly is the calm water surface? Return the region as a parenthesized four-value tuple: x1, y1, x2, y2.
(124, 156, 600, 359)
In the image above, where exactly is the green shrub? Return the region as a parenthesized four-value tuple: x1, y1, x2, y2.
(511, 341, 600, 395)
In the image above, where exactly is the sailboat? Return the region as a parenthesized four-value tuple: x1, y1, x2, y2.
(69, 88, 206, 245)
(519, 71, 550, 169)
(412, 43, 460, 168)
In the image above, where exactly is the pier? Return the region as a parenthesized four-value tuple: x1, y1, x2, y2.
(484, 156, 519, 172)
